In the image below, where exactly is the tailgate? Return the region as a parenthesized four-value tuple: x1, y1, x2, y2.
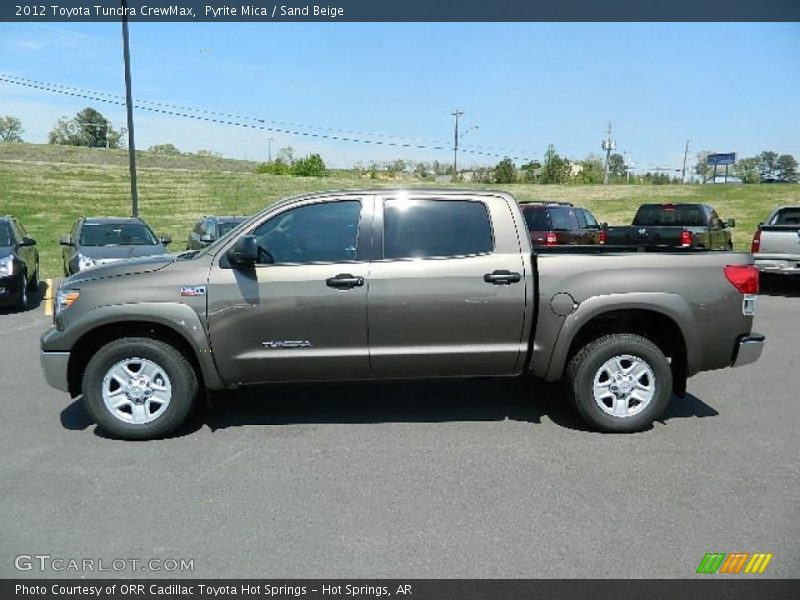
(605, 226, 685, 246)
(758, 226, 800, 257)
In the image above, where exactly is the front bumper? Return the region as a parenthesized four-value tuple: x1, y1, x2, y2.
(732, 334, 765, 368)
(40, 350, 71, 393)
(0, 274, 23, 307)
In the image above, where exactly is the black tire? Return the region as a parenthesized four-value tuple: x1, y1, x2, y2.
(82, 337, 199, 440)
(15, 272, 28, 311)
(565, 333, 672, 433)
(26, 261, 39, 291)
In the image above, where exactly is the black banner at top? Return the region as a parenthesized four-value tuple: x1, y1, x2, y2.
(2, 0, 800, 22)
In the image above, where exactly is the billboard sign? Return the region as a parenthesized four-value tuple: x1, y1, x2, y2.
(707, 153, 736, 166)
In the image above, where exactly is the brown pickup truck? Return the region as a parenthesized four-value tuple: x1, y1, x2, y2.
(41, 189, 764, 439)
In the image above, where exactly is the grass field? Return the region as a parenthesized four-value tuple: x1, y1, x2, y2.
(2, 143, 799, 278)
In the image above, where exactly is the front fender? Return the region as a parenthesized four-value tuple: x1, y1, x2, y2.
(41, 302, 225, 390)
(543, 292, 700, 382)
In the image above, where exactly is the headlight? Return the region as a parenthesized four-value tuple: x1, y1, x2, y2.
(55, 289, 80, 315)
(77, 253, 96, 271)
(0, 255, 13, 277)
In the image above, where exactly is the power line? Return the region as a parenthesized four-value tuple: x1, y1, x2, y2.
(0, 73, 537, 161)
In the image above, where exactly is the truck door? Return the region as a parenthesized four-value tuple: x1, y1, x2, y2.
(367, 194, 528, 378)
(206, 196, 372, 384)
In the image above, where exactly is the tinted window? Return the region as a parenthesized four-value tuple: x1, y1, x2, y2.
(79, 223, 158, 246)
(585, 209, 599, 228)
(522, 208, 549, 231)
(384, 199, 493, 259)
(253, 200, 361, 264)
(575, 209, 588, 229)
(633, 205, 706, 227)
(0, 222, 12, 246)
(773, 209, 800, 225)
(549, 207, 576, 231)
(217, 221, 242, 237)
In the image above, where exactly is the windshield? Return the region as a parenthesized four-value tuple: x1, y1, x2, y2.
(0, 223, 12, 246)
(633, 205, 706, 227)
(79, 223, 158, 246)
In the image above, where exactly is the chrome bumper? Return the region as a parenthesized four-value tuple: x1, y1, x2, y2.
(40, 350, 70, 393)
(732, 334, 765, 368)
(754, 258, 800, 275)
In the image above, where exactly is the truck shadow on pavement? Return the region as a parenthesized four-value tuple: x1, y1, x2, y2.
(60, 377, 719, 438)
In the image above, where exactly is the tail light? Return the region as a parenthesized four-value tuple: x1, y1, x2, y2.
(545, 232, 558, 245)
(751, 230, 761, 254)
(724, 264, 759, 295)
(680, 230, 692, 247)
(598, 230, 607, 245)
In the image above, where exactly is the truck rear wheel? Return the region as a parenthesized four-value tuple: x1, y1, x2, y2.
(565, 334, 672, 432)
(82, 337, 198, 440)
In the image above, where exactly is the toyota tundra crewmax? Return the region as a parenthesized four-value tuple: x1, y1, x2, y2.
(40, 190, 765, 439)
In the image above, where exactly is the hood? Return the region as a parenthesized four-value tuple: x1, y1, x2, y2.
(77, 244, 167, 260)
(65, 254, 176, 286)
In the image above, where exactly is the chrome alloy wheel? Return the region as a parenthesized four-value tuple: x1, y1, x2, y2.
(592, 354, 656, 418)
(101, 357, 172, 424)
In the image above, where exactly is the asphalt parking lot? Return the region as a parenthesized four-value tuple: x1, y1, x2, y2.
(1, 279, 798, 579)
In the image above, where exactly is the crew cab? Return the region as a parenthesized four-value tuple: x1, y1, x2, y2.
(604, 203, 735, 250)
(40, 189, 765, 439)
(750, 206, 800, 276)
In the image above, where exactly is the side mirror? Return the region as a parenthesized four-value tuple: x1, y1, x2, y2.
(59, 235, 74, 246)
(724, 219, 736, 228)
(600, 222, 608, 229)
(20, 237, 36, 247)
(160, 235, 172, 245)
(227, 235, 258, 267)
(199, 233, 215, 243)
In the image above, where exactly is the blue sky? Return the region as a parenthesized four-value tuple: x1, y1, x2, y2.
(0, 22, 798, 170)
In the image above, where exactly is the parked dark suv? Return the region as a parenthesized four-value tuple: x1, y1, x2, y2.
(186, 215, 248, 250)
(519, 202, 606, 246)
(0, 215, 40, 310)
(60, 217, 171, 277)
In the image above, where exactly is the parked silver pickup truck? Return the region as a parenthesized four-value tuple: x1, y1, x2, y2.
(751, 205, 800, 276)
(40, 189, 765, 439)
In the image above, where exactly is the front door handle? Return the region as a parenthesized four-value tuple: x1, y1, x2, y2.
(326, 273, 365, 289)
(484, 270, 521, 285)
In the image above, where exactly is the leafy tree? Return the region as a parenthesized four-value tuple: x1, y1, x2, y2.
(540, 144, 571, 184)
(148, 143, 181, 155)
(776, 154, 798, 183)
(0, 115, 24, 142)
(733, 157, 761, 183)
(608, 153, 626, 178)
(694, 151, 712, 183)
(519, 160, 541, 183)
(758, 151, 779, 180)
(493, 158, 517, 184)
(255, 158, 291, 175)
(576, 154, 605, 184)
(276, 146, 295, 164)
(48, 108, 123, 148)
(195, 149, 222, 158)
(291, 153, 328, 177)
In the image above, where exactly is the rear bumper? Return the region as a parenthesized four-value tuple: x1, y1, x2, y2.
(754, 257, 800, 275)
(40, 350, 71, 393)
(732, 334, 765, 368)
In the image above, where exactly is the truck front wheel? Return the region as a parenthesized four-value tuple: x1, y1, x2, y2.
(82, 337, 198, 440)
(565, 334, 672, 433)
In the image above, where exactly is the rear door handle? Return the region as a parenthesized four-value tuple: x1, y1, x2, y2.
(484, 270, 521, 285)
(326, 273, 365, 289)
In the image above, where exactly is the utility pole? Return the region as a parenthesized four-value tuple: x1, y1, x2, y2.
(681, 139, 690, 184)
(121, 0, 139, 217)
(267, 137, 274, 163)
(602, 122, 615, 185)
(452, 110, 463, 183)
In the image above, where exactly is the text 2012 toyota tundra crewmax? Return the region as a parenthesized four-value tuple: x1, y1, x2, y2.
(40, 189, 765, 439)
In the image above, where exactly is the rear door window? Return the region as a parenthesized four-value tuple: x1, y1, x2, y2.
(548, 207, 576, 231)
(523, 208, 549, 231)
(772, 209, 800, 225)
(383, 199, 493, 259)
